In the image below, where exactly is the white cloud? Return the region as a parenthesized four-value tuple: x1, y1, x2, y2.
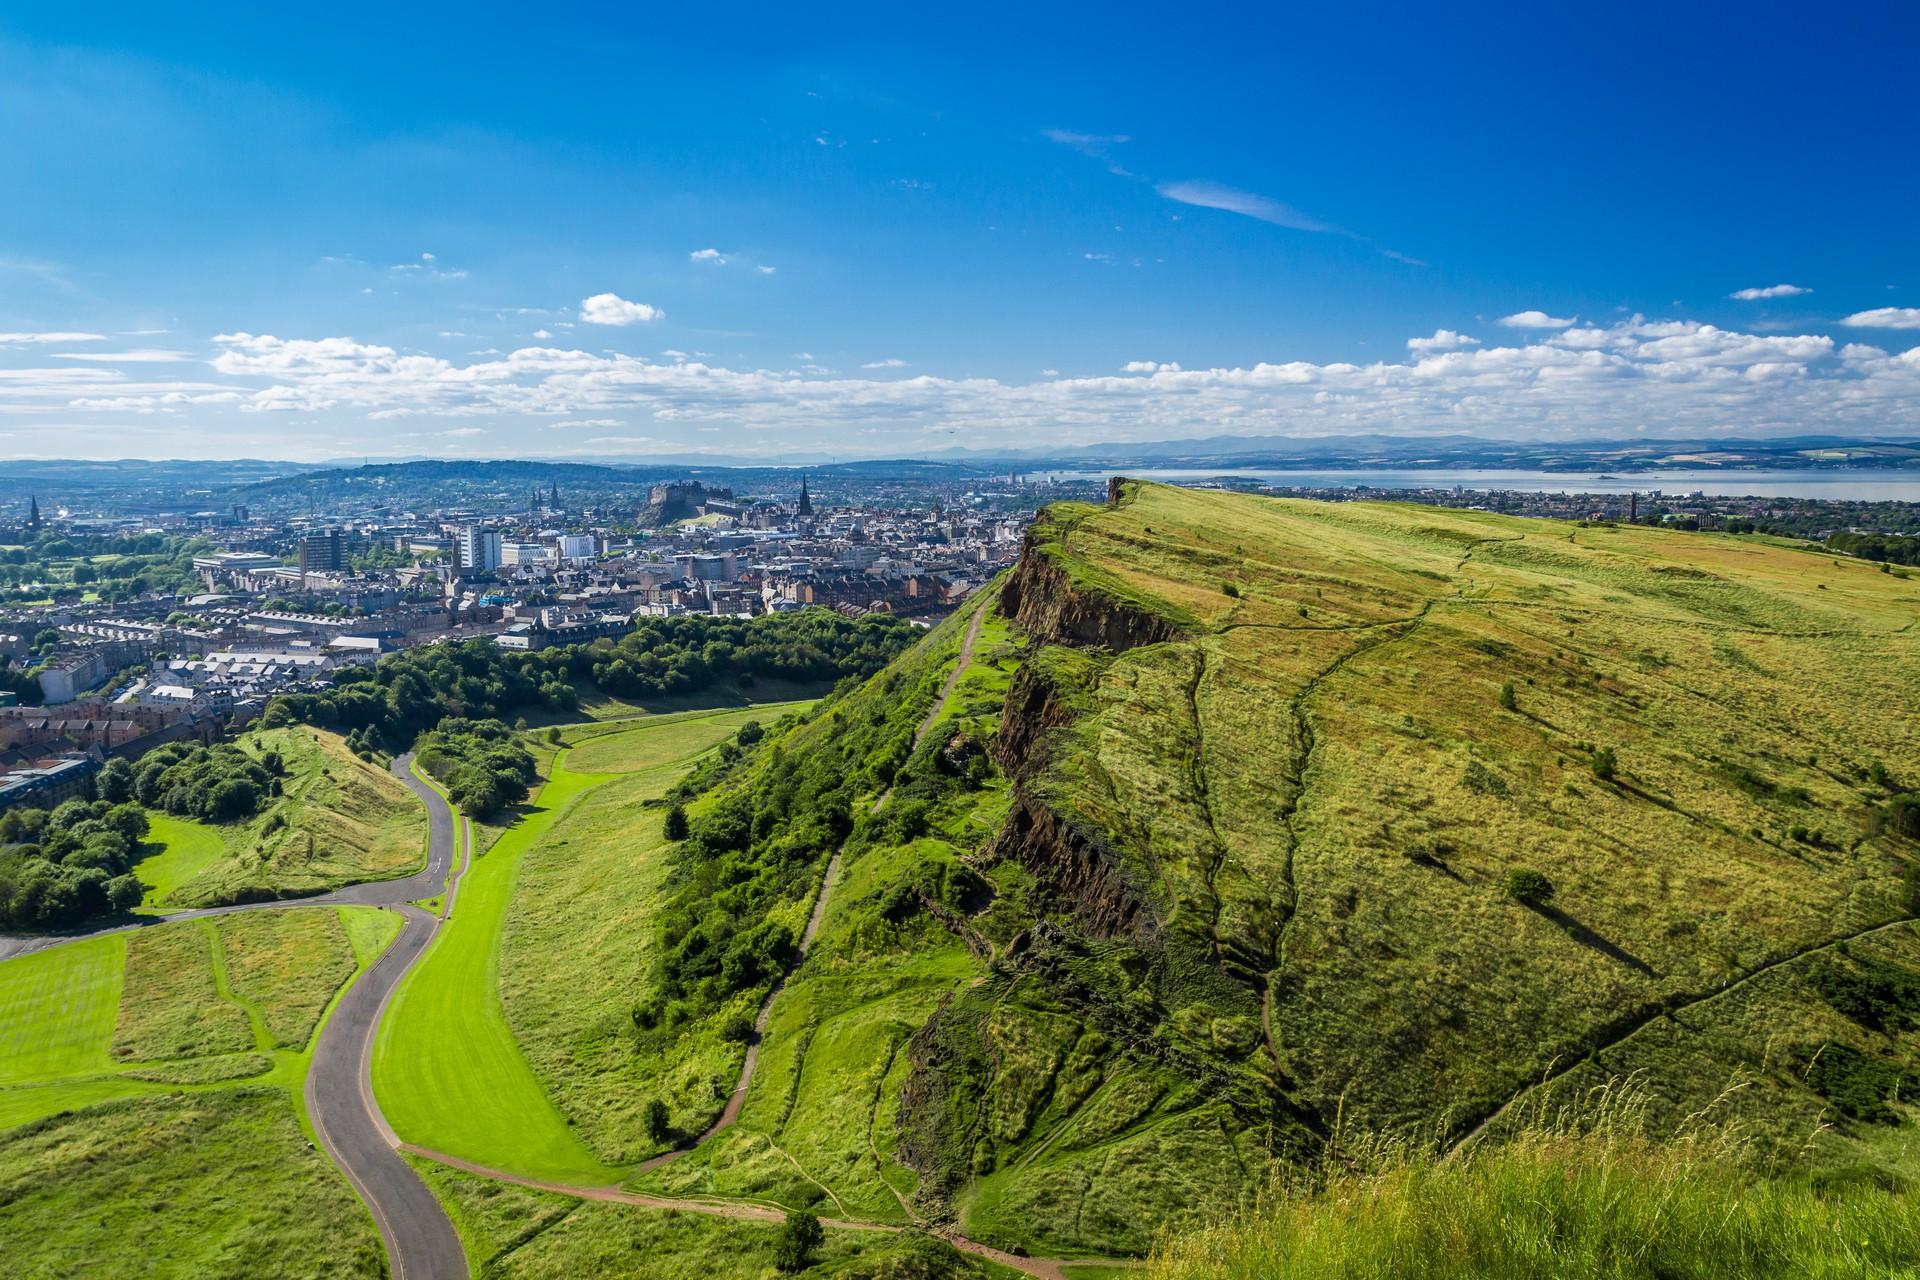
(690, 248, 726, 263)
(1730, 284, 1811, 300)
(1156, 180, 1329, 232)
(1407, 329, 1480, 353)
(0, 332, 106, 344)
(756, 265, 777, 275)
(1499, 310, 1578, 329)
(1842, 307, 1920, 330)
(579, 293, 662, 326)
(862, 358, 908, 369)
(440, 427, 485, 437)
(20, 315, 1918, 456)
(532, 329, 553, 339)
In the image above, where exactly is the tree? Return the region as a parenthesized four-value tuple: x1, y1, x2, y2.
(663, 804, 690, 841)
(1498, 681, 1517, 712)
(96, 756, 134, 804)
(1505, 868, 1554, 906)
(642, 1097, 671, 1143)
(1591, 746, 1617, 782)
(773, 1210, 822, 1274)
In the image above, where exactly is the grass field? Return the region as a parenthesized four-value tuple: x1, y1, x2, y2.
(141, 725, 427, 908)
(0, 904, 403, 1274)
(379, 704, 807, 1179)
(374, 754, 630, 1183)
(0, 1089, 384, 1279)
(131, 814, 226, 910)
(0, 933, 124, 1085)
(0, 906, 401, 1131)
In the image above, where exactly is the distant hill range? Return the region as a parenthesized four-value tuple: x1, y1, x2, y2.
(0, 436, 1915, 512)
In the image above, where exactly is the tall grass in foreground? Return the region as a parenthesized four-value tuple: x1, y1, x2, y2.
(1146, 1078, 1920, 1280)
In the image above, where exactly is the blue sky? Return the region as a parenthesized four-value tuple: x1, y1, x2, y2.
(1, 2, 1917, 460)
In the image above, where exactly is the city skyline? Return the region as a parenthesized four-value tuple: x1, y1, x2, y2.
(1, 3, 1917, 459)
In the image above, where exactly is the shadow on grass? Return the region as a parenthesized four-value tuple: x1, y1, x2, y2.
(1528, 900, 1658, 978)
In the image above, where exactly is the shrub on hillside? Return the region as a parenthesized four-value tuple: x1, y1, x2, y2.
(773, 1210, 822, 1274)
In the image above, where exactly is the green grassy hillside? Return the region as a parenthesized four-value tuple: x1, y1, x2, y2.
(131, 726, 426, 908)
(641, 481, 1920, 1261)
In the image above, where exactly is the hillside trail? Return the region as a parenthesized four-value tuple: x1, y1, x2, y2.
(1444, 912, 1920, 1157)
(396, 606, 1128, 1278)
(629, 604, 988, 1173)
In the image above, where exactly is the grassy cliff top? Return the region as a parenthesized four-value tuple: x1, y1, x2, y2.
(929, 481, 1920, 1250)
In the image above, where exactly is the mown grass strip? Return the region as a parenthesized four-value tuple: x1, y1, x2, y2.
(372, 753, 631, 1185)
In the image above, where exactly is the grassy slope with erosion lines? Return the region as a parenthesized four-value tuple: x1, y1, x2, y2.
(668, 481, 1920, 1261)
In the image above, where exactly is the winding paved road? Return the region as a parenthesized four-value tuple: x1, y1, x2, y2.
(304, 763, 471, 1280)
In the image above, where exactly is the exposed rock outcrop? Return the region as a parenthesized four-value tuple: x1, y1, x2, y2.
(989, 663, 1078, 779)
(998, 525, 1186, 652)
(986, 791, 1158, 940)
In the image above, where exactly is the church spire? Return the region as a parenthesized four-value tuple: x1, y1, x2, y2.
(27, 495, 40, 529)
(797, 473, 812, 518)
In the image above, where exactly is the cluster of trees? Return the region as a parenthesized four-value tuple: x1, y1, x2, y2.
(99, 742, 280, 823)
(414, 718, 537, 819)
(0, 799, 150, 927)
(538, 610, 918, 702)
(1828, 531, 1920, 565)
(0, 531, 210, 605)
(263, 610, 918, 754)
(262, 638, 575, 748)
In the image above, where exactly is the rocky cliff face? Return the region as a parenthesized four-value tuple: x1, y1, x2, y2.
(987, 526, 1182, 941)
(997, 525, 1185, 652)
(986, 792, 1158, 939)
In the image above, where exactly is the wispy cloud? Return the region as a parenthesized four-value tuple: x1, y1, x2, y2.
(579, 294, 662, 326)
(0, 331, 107, 344)
(862, 358, 908, 369)
(1155, 180, 1422, 265)
(1841, 307, 1920, 330)
(1155, 180, 1328, 233)
(1730, 284, 1811, 300)
(52, 349, 195, 363)
(688, 247, 777, 274)
(1042, 128, 1133, 175)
